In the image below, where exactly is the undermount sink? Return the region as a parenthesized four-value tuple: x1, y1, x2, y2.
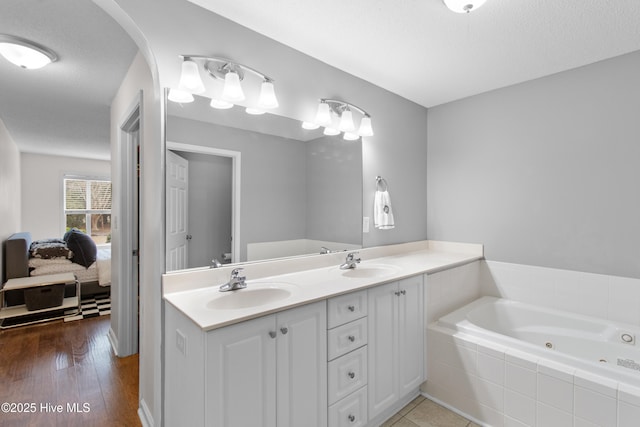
(336, 263, 401, 278)
(206, 283, 296, 310)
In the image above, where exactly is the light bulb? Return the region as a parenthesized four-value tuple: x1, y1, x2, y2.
(314, 102, 332, 127)
(210, 98, 233, 109)
(358, 116, 374, 137)
(167, 89, 194, 103)
(443, 0, 486, 13)
(178, 58, 205, 94)
(221, 71, 245, 102)
(301, 121, 320, 130)
(323, 127, 340, 136)
(257, 80, 278, 109)
(338, 109, 355, 132)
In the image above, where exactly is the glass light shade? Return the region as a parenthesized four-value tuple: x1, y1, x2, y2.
(167, 89, 194, 103)
(301, 121, 320, 130)
(343, 132, 360, 141)
(245, 107, 265, 115)
(358, 116, 374, 137)
(314, 102, 332, 127)
(443, 0, 486, 13)
(221, 71, 245, 102)
(0, 40, 56, 69)
(178, 59, 205, 94)
(323, 127, 340, 136)
(210, 98, 234, 109)
(257, 80, 278, 109)
(338, 109, 356, 132)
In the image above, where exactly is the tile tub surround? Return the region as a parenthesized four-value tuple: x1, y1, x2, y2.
(162, 240, 482, 331)
(425, 325, 640, 427)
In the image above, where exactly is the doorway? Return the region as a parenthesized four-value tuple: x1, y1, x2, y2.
(165, 141, 241, 270)
(111, 93, 141, 357)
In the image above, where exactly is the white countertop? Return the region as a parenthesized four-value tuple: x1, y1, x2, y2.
(162, 240, 482, 331)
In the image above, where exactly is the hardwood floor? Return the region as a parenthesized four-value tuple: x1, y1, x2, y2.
(0, 316, 140, 427)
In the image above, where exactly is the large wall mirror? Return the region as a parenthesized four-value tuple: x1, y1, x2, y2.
(165, 93, 363, 271)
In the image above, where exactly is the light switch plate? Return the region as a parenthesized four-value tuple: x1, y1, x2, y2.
(362, 217, 370, 233)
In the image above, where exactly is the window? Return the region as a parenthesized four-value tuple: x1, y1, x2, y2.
(64, 177, 112, 244)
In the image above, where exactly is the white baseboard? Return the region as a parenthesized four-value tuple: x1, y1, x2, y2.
(138, 398, 154, 427)
(107, 326, 119, 356)
(421, 391, 486, 427)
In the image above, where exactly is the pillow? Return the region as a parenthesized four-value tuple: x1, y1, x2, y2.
(64, 228, 97, 268)
(30, 239, 73, 259)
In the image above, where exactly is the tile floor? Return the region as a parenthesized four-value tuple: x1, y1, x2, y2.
(382, 395, 480, 427)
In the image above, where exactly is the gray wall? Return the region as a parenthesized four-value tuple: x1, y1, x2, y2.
(427, 50, 640, 278)
(0, 119, 21, 283)
(175, 151, 232, 268)
(306, 136, 362, 245)
(168, 116, 307, 261)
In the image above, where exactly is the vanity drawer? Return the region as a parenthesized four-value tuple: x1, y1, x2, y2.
(327, 290, 367, 329)
(328, 386, 368, 427)
(328, 317, 367, 361)
(328, 346, 367, 405)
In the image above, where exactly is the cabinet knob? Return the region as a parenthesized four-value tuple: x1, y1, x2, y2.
(347, 305, 355, 312)
(268, 331, 277, 339)
(394, 291, 401, 296)
(348, 414, 356, 422)
(347, 371, 355, 379)
(280, 327, 288, 335)
(400, 289, 406, 295)
(348, 335, 356, 342)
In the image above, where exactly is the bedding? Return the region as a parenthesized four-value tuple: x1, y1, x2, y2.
(3, 232, 111, 307)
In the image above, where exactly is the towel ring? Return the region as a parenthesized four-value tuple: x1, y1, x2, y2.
(375, 176, 388, 191)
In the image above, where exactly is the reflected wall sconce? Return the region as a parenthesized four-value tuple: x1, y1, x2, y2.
(443, 0, 487, 13)
(303, 99, 374, 140)
(0, 34, 57, 69)
(168, 55, 279, 115)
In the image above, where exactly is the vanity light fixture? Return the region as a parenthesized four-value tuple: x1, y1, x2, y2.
(170, 55, 279, 113)
(305, 99, 374, 139)
(443, 0, 487, 13)
(0, 34, 57, 69)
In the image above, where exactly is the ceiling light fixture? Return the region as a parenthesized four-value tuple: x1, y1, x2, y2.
(0, 34, 57, 69)
(305, 99, 374, 139)
(170, 55, 279, 113)
(443, 0, 486, 13)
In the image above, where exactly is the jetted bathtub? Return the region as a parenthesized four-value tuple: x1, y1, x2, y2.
(437, 296, 640, 386)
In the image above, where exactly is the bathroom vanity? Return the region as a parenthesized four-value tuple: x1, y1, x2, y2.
(163, 240, 482, 427)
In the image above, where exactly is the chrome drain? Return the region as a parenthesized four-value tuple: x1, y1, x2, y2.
(545, 342, 554, 349)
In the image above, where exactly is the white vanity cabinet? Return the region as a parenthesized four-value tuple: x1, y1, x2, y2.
(367, 275, 424, 420)
(165, 300, 327, 427)
(206, 300, 327, 427)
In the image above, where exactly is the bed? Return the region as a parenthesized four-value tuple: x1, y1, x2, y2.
(3, 231, 111, 306)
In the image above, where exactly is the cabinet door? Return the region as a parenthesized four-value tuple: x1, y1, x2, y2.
(367, 281, 399, 419)
(206, 315, 277, 427)
(276, 300, 327, 427)
(397, 275, 424, 395)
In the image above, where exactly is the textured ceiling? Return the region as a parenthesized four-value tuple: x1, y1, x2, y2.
(0, 0, 137, 160)
(188, 0, 640, 107)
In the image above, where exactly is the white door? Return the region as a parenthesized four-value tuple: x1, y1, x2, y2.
(276, 301, 327, 427)
(368, 281, 400, 419)
(206, 315, 277, 427)
(398, 276, 424, 395)
(166, 150, 189, 271)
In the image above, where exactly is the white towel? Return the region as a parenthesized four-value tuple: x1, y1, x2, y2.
(374, 190, 395, 229)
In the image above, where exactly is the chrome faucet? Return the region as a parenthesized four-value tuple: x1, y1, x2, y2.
(340, 252, 361, 270)
(219, 268, 246, 292)
(210, 258, 222, 268)
(320, 246, 332, 254)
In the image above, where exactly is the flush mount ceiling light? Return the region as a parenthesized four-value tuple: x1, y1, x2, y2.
(443, 0, 486, 13)
(0, 34, 58, 69)
(305, 99, 374, 140)
(169, 55, 279, 114)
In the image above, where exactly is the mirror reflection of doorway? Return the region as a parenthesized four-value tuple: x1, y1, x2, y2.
(166, 149, 233, 270)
